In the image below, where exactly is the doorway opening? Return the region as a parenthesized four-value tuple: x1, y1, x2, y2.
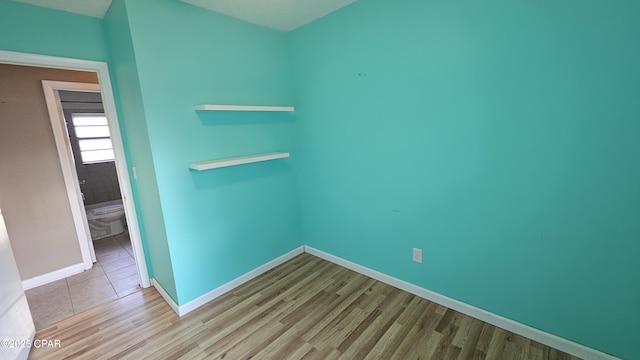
(0, 50, 149, 329)
(34, 86, 141, 328)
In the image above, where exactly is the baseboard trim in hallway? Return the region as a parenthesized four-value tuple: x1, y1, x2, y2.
(22, 263, 85, 290)
(303, 245, 619, 360)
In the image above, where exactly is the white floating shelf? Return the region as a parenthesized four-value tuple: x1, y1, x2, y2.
(194, 104, 294, 112)
(189, 152, 290, 171)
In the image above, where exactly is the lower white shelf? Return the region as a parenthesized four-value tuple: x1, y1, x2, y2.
(189, 152, 290, 171)
(194, 104, 294, 112)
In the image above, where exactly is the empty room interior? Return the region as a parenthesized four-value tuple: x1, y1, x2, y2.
(0, 0, 638, 359)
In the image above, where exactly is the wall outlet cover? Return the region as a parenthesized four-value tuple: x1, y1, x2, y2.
(412, 248, 422, 263)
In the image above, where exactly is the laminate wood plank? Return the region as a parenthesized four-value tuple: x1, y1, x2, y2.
(28, 253, 582, 360)
(530, 345, 545, 360)
(431, 310, 462, 360)
(200, 299, 289, 356)
(252, 289, 351, 358)
(283, 341, 316, 360)
(139, 322, 206, 360)
(362, 295, 425, 359)
(205, 299, 292, 357)
(200, 264, 336, 355)
(473, 322, 497, 359)
(320, 282, 393, 350)
(406, 328, 442, 359)
(252, 258, 330, 308)
(300, 346, 342, 360)
(503, 335, 520, 360)
(456, 317, 486, 359)
(30, 291, 175, 360)
(250, 271, 372, 359)
(486, 327, 509, 360)
(301, 277, 376, 342)
(337, 290, 409, 359)
(514, 333, 532, 360)
(389, 301, 443, 360)
(81, 305, 177, 359)
(211, 321, 289, 360)
(254, 335, 308, 360)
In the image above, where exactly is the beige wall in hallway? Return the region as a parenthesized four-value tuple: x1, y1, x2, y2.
(0, 63, 99, 280)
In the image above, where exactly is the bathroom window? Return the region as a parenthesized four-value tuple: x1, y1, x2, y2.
(71, 113, 115, 164)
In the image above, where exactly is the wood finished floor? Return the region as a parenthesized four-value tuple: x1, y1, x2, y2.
(29, 253, 581, 360)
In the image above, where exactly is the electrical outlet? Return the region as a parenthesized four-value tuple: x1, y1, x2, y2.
(412, 248, 422, 263)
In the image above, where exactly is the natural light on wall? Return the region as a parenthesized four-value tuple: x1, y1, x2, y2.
(71, 114, 115, 164)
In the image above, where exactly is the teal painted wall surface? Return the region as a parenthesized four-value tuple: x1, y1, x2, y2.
(4, 1, 638, 357)
(0, 1, 109, 62)
(289, 0, 640, 358)
(104, 0, 177, 299)
(123, 0, 302, 304)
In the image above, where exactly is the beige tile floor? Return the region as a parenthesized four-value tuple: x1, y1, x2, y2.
(25, 231, 140, 330)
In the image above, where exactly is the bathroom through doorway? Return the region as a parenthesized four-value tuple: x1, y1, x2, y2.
(0, 50, 150, 328)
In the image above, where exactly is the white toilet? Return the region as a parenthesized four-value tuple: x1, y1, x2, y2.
(85, 199, 126, 240)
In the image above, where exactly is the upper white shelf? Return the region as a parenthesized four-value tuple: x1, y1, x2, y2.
(189, 152, 290, 171)
(194, 104, 294, 112)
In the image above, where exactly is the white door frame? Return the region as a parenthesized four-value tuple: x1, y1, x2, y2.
(41, 81, 100, 266)
(0, 50, 150, 289)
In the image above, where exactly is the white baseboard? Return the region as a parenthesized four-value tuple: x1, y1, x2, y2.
(153, 246, 305, 317)
(151, 278, 179, 315)
(177, 246, 304, 316)
(304, 246, 619, 360)
(149, 244, 618, 359)
(22, 263, 85, 290)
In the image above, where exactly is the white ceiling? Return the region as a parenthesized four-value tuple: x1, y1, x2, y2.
(180, 0, 357, 31)
(11, 0, 356, 31)
(13, 0, 113, 18)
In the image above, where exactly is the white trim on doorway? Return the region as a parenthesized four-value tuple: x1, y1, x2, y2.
(42, 80, 101, 268)
(0, 50, 151, 289)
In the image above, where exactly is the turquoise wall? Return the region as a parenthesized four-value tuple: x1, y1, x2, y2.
(289, 0, 640, 359)
(0, 1, 109, 61)
(104, 0, 176, 299)
(122, 0, 302, 304)
(3, 0, 638, 357)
